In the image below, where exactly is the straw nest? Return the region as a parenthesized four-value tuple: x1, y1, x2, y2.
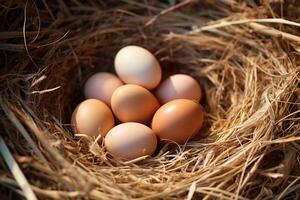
(1, 1, 300, 199)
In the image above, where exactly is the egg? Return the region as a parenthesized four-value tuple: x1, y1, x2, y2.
(111, 84, 160, 123)
(84, 72, 123, 106)
(114, 45, 162, 89)
(151, 99, 204, 144)
(155, 74, 202, 104)
(105, 122, 157, 160)
(71, 99, 114, 137)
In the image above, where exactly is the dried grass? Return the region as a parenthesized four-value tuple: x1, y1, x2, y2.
(1, 0, 300, 199)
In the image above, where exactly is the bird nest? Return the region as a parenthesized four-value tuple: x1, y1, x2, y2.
(1, 1, 300, 199)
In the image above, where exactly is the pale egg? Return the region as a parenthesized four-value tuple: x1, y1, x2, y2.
(105, 122, 157, 160)
(114, 45, 162, 89)
(84, 72, 123, 106)
(155, 74, 202, 104)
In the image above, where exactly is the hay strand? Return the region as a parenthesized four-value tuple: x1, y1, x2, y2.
(0, 136, 38, 200)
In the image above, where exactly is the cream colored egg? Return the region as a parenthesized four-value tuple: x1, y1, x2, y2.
(105, 122, 157, 160)
(84, 72, 123, 106)
(155, 74, 202, 104)
(114, 46, 162, 89)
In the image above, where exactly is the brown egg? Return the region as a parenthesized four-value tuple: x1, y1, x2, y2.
(151, 99, 204, 144)
(105, 122, 157, 160)
(155, 74, 202, 104)
(71, 99, 114, 137)
(84, 72, 123, 106)
(111, 84, 160, 123)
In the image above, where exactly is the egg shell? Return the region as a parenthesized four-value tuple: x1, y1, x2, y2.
(155, 74, 202, 104)
(71, 99, 115, 137)
(151, 99, 204, 144)
(105, 122, 157, 160)
(84, 72, 123, 106)
(111, 84, 160, 123)
(114, 45, 162, 89)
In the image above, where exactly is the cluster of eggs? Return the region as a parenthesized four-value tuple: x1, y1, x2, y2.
(71, 46, 205, 160)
